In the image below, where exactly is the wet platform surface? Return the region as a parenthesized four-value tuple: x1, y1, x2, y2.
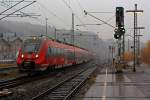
(81, 66, 150, 100)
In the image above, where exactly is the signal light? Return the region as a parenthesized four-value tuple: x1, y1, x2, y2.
(114, 33, 121, 39)
(120, 27, 125, 34)
(116, 7, 124, 28)
(114, 7, 125, 40)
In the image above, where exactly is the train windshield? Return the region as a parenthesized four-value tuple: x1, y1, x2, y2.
(23, 43, 40, 53)
(22, 39, 42, 53)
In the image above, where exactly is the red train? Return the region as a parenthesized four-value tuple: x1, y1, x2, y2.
(16, 37, 91, 72)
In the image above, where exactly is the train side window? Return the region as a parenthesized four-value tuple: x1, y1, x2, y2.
(53, 47, 57, 56)
(57, 48, 59, 55)
(48, 46, 51, 56)
(61, 48, 64, 56)
(46, 47, 50, 57)
(51, 47, 55, 56)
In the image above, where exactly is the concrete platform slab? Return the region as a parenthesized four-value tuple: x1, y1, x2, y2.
(81, 68, 149, 100)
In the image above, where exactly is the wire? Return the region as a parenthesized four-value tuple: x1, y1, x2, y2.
(106, 15, 115, 22)
(76, 0, 84, 11)
(36, 2, 55, 27)
(0, 1, 36, 20)
(62, 0, 73, 13)
(61, 0, 89, 31)
(84, 10, 115, 28)
(0, 0, 37, 19)
(37, 1, 69, 27)
(0, 0, 24, 15)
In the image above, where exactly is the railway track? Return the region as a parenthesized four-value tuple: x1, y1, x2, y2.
(31, 66, 97, 100)
(0, 67, 17, 72)
(0, 75, 29, 90)
(0, 65, 79, 91)
(0, 71, 58, 91)
(0, 63, 90, 90)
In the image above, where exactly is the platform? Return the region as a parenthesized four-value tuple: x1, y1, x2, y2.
(79, 65, 150, 100)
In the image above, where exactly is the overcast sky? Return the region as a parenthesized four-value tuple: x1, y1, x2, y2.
(0, 0, 149, 42)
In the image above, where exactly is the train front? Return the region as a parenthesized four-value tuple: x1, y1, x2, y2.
(16, 38, 43, 72)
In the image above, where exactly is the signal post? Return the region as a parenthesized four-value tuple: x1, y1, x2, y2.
(114, 7, 125, 73)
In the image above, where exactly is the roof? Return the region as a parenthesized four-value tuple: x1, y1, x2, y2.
(0, 38, 10, 46)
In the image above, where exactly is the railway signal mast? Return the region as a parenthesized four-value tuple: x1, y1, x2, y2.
(114, 7, 125, 73)
(126, 4, 144, 72)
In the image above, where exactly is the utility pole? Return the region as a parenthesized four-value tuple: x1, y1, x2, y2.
(128, 39, 130, 52)
(72, 13, 74, 44)
(45, 18, 48, 37)
(54, 27, 57, 40)
(137, 29, 144, 65)
(126, 4, 144, 72)
(72, 13, 75, 62)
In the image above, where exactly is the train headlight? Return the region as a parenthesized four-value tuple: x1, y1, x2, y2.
(35, 54, 39, 58)
(21, 54, 24, 58)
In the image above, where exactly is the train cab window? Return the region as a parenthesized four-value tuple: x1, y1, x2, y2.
(23, 43, 40, 53)
(23, 39, 42, 53)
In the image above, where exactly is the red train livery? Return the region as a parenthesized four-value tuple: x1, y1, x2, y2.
(16, 37, 91, 72)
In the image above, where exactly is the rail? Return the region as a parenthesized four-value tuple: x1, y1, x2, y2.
(31, 66, 97, 100)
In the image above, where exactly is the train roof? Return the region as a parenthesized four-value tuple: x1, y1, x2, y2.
(48, 39, 89, 53)
(24, 37, 89, 52)
(52, 39, 88, 51)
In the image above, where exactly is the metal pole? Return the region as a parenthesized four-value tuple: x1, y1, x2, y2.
(135, 4, 138, 66)
(72, 13, 75, 62)
(137, 29, 140, 65)
(126, 4, 144, 72)
(54, 28, 57, 40)
(128, 39, 130, 52)
(112, 46, 114, 66)
(122, 33, 125, 62)
(133, 4, 137, 72)
(46, 18, 48, 37)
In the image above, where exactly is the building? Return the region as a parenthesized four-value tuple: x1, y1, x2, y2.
(0, 35, 23, 60)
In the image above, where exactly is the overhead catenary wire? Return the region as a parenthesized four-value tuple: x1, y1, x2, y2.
(36, 1, 69, 28)
(61, 0, 89, 30)
(0, 1, 36, 20)
(62, 0, 74, 13)
(36, 2, 55, 27)
(76, 0, 84, 11)
(0, 0, 24, 15)
(0, 0, 37, 19)
(76, 15, 115, 28)
(84, 10, 115, 29)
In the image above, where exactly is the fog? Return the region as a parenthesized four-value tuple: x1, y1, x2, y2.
(0, 0, 149, 41)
